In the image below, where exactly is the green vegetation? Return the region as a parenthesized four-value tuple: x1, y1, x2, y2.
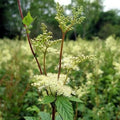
(0, 36, 120, 119)
(19, 2, 86, 120)
(0, 0, 120, 120)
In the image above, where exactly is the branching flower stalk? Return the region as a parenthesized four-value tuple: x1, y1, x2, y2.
(17, 0, 43, 74)
(17, 2, 88, 120)
(55, 3, 85, 79)
(31, 23, 62, 77)
(58, 23, 74, 79)
(31, 23, 62, 119)
(58, 32, 65, 79)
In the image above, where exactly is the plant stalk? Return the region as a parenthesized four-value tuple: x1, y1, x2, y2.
(43, 51, 47, 76)
(57, 23, 74, 80)
(58, 32, 65, 79)
(74, 102, 78, 120)
(51, 103, 56, 120)
(17, 0, 43, 74)
(64, 69, 70, 84)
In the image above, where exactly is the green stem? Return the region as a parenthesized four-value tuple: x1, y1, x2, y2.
(74, 103, 78, 120)
(64, 69, 70, 84)
(17, 0, 43, 75)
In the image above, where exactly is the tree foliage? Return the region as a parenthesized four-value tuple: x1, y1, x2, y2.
(0, 0, 120, 39)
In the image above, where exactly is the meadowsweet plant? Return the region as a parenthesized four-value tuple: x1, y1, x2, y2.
(31, 23, 62, 75)
(17, 1, 93, 120)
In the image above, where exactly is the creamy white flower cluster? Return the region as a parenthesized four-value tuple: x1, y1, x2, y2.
(0, 49, 11, 65)
(31, 73, 72, 97)
(76, 79, 93, 98)
(105, 36, 117, 51)
(62, 56, 79, 71)
(93, 65, 103, 76)
(32, 23, 61, 53)
(55, 3, 85, 32)
(113, 62, 120, 75)
(62, 55, 94, 71)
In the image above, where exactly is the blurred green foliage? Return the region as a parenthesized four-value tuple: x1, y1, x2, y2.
(0, 36, 120, 119)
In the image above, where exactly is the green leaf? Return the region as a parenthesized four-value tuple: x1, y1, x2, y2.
(41, 95, 56, 104)
(26, 105, 40, 113)
(22, 12, 34, 26)
(55, 96, 73, 120)
(56, 114, 62, 120)
(68, 96, 83, 103)
(24, 116, 39, 120)
(38, 112, 51, 120)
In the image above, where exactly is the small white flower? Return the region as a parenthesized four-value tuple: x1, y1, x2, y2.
(31, 73, 73, 97)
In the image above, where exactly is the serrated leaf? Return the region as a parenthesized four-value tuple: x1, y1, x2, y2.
(42, 95, 55, 104)
(55, 96, 73, 120)
(22, 12, 34, 26)
(68, 96, 83, 103)
(56, 114, 62, 120)
(24, 116, 39, 120)
(38, 112, 51, 120)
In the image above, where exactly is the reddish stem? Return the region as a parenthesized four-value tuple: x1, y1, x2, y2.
(57, 23, 73, 79)
(51, 103, 56, 120)
(58, 32, 65, 79)
(17, 0, 43, 74)
(43, 51, 47, 76)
